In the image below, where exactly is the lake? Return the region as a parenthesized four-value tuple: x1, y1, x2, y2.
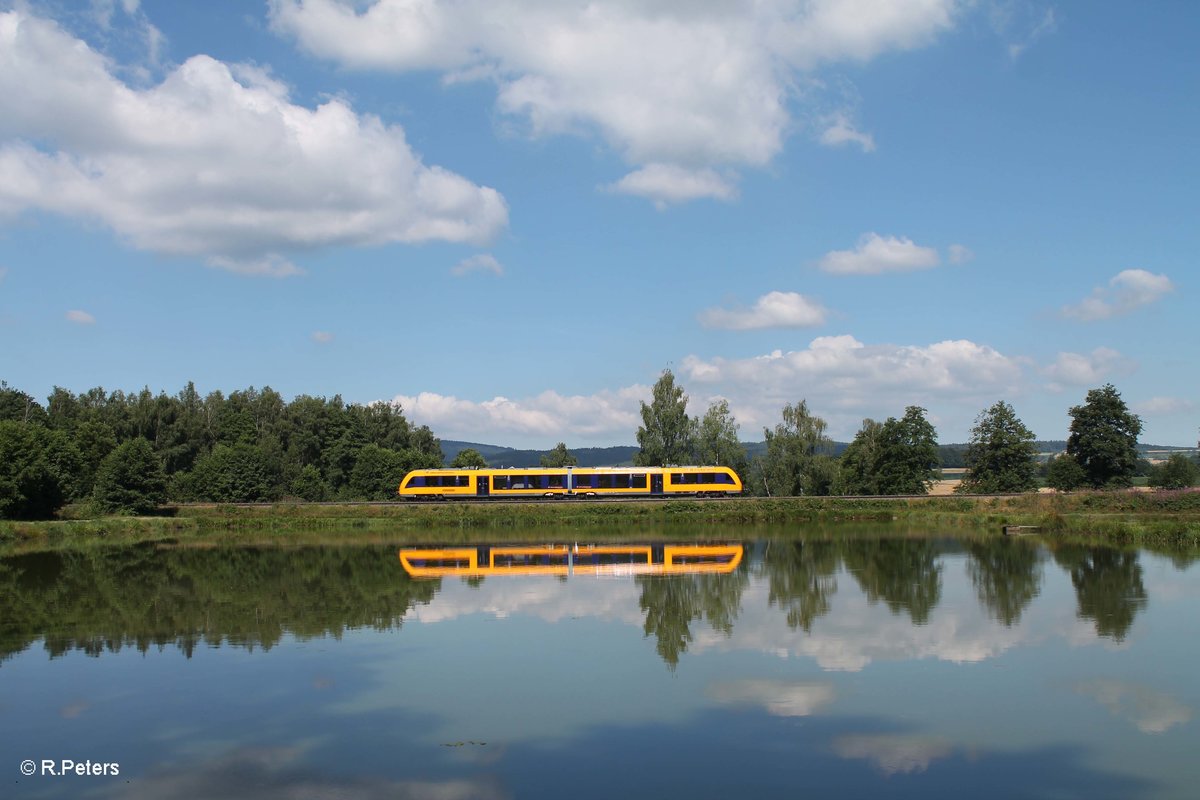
(2, 529, 1197, 798)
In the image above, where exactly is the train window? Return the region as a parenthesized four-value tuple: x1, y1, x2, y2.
(574, 474, 594, 489)
(673, 473, 695, 484)
(715, 472, 733, 484)
(611, 474, 630, 489)
(632, 474, 647, 489)
(597, 474, 613, 489)
(492, 475, 508, 490)
(409, 476, 425, 487)
(548, 474, 565, 489)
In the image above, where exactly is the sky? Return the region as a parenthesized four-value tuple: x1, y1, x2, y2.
(0, 0, 1196, 448)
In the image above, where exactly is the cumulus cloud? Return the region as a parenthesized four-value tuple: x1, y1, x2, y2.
(1061, 269, 1175, 321)
(817, 233, 942, 274)
(66, 309, 96, 324)
(270, 0, 964, 202)
(0, 10, 507, 269)
(683, 335, 1021, 406)
(607, 164, 738, 208)
(391, 386, 647, 445)
(1133, 397, 1195, 416)
(699, 291, 828, 330)
(1042, 347, 1132, 390)
(451, 253, 504, 277)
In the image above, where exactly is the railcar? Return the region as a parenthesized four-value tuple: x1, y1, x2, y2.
(397, 465, 741, 499)
(398, 543, 743, 577)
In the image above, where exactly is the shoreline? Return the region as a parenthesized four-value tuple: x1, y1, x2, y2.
(3, 491, 1198, 551)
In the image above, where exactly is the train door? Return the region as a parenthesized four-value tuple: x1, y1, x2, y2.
(476, 475, 490, 497)
(651, 473, 664, 496)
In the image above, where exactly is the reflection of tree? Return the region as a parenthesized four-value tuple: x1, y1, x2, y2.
(637, 562, 749, 669)
(1052, 545, 1147, 642)
(843, 539, 942, 625)
(0, 545, 440, 663)
(756, 540, 839, 632)
(967, 539, 1043, 626)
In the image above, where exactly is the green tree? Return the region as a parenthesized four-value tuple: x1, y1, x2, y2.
(0, 421, 82, 519)
(695, 399, 747, 478)
(1066, 384, 1142, 488)
(93, 437, 168, 514)
(451, 447, 489, 468)
(751, 400, 833, 496)
(290, 464, 330, 501)
(959, 401, 1038, 493)
(635, 370, 696, 466)
(1046, 453, 1087, 491)
(1148, 453, 1199, 489)
(967, 539, 1043, 626)
(0, 382, 47, 425)
(349, 444, 411, 499)
(189, 443, 279, 502)
(835, 418, 884, 495)
(540, 442, 578, 468)
(875, 406, 940, 495)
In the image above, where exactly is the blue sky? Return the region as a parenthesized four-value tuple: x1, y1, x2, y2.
(0, 0, 1195, 448)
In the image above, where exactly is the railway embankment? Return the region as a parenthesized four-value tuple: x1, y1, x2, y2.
(3, 491, 1199, 550)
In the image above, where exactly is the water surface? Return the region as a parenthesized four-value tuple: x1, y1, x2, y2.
(2, 531, 1197, 798)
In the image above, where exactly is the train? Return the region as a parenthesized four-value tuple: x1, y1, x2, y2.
(397, 465, 742, 499)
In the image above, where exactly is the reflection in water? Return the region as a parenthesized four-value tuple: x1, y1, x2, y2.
(0, 537, 1166, 668)
(1052, 545, 1148, 641)
(1074, 680, 1194, 734)
(757, 540, 839, 632)
(843, 539, 943, 625)
(636, 563, 749, 668)
(832, 733, 955, 775)
(707, 679, 835, 717)
(967, 538, 1044, 626)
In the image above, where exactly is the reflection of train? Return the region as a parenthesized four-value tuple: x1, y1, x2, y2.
(398, 466, 741, 499)
(398, 544, 744, 578)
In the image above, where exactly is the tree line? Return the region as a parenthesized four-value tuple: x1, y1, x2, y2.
(633, 370, 1198, 497)
(2, 374, 1196, 519)
(0, 381, 443, 519)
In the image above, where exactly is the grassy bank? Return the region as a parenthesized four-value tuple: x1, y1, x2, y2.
(3, 491, 1199, 550)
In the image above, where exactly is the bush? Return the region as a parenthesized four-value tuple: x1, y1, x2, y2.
(93, 438, 168, 515)
(1148, 454, 1199, 490)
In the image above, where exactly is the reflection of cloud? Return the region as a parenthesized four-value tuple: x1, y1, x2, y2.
(412, 579, 643, 626)
(59, 700, 89, 718)
(1074, 680, 1193, 734)
(708, 679, 834, 717)
(110, 746, 507, 800)
(832, 733, 953, 775)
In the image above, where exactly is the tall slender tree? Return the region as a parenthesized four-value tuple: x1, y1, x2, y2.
(635, 370, 696, 466)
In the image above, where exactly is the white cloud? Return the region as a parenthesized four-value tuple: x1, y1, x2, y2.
(391, 386, 647, 445)
(1062, 269, 1175, 321)
(818, 112, 876, 152)
(66, 309, 96, 324)
(1042, 347, 1132, 390)
(311, 330, 334, 343)
(270, 0, 965, 202)
(207, 254, 304, 278)
(1133, 397, 1195, 416)
(607, 164, 737, 208)
(451, 253, 504, 277)
(817, 233, 942, 275)
(0, 10, 507, 268)
(999, 5, 1058, 61)
(699, 291, 828, 330)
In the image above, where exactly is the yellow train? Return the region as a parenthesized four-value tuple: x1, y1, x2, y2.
(397, 465, 742, 499)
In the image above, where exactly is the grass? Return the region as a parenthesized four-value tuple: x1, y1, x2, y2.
(3, 491, 1199, 551)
